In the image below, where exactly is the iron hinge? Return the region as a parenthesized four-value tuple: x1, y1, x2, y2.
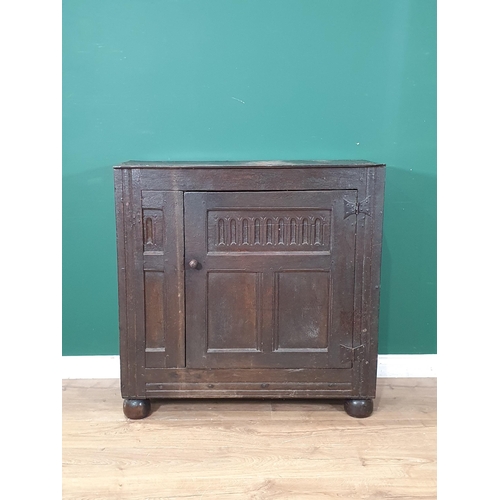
(344, 196, 372, 219)
(340, 343, 365, 363)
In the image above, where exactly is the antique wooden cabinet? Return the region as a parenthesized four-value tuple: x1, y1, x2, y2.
(114, 160, 385, 418)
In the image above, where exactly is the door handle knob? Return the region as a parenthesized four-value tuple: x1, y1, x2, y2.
(189, 259, 199, 269)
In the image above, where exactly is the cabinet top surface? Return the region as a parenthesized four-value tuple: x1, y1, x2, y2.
(114, 160, 385, 169)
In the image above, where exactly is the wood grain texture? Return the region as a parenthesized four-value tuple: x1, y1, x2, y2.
(62, 378, 436, 500)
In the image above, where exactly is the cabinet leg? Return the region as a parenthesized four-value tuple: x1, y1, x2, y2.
(123, 398, 151, 419)
(344, 399, 373, 418)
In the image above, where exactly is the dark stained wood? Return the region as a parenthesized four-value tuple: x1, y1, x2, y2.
(119, 168, 146, 398)
(114, 160, 385, 418)
(143, 368, 352, 384)
(364, 166, 386, 394)
(123, 399, 151, 419)
(138, 167, 366, 192)
(183, 190, 356, 370)
(344, 399, 374, 418)
(207, 271, 260, 351)
(276, 271, 330, 349)
(145, 388, 353, 399)
(131, 190, 186, 369)
(114, 168, 128, 397)
(144, 271, 166, 368)
(117, 159, 384, 168)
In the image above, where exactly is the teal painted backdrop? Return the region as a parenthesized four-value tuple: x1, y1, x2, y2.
(63, 0, 436, 355)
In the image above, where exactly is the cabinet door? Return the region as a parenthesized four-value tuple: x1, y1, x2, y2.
(184, 191, 356, 369)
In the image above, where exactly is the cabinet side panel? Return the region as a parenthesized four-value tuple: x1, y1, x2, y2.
(351, 171, 367, 396)
(114, 169, 130, 396)
(129, 169, 148, 397)
(351, 166, 385, 398)
(116, 168, 146, 397)
(363, 166, 385, 396)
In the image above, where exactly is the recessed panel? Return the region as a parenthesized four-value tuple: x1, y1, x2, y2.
(142, 209, 164, 253)
(208, 210, 331, 252)
(276, 271, 330, 350)
(144, 271, 166, 368)
(207, 272, 260, 351)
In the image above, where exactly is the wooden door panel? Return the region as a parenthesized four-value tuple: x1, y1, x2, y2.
(208, 209, 331, 252)
(207, 271, 261, 352)
(184, 191, 356, 369)
(275, 271, 330, 351)
(144, 271, 167, 367)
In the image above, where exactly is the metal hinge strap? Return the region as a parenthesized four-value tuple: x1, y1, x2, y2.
(340, 343, 365, 363)
(343, 196, 372, 219)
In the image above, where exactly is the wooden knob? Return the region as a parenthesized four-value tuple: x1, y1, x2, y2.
(189, 259, 199, 269)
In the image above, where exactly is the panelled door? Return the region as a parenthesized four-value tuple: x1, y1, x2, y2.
(184, 191, 357, 369)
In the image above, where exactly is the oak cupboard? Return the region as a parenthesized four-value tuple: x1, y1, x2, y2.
(114, 161, 385, 418)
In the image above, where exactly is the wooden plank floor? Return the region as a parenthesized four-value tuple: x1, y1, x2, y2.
(62, 378, 436, 500)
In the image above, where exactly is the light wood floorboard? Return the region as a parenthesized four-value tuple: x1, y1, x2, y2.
(62, 378, 436, 500)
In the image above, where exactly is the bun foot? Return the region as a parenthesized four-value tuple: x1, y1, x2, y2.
(344, 399, 373, 418)
(123, 399, 151, 419)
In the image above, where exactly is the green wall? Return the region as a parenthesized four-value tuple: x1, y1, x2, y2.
(63, 0, 436, 355)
